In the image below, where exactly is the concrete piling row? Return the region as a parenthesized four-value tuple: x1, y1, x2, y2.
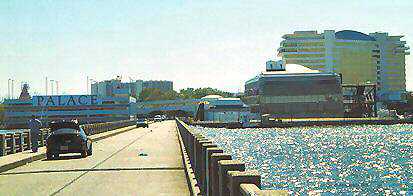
(176, 118, 288, 196)
(0, 130, 49, 156)
(0, 120, 136, 157)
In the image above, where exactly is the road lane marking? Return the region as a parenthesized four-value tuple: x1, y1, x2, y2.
(0, 167, 185, 175)
(49, 129, 151, 196)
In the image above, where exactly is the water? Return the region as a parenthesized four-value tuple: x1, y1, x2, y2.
(194, 124, 413, 195)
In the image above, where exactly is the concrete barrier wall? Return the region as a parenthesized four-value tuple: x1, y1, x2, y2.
(0, 120, 136, 157)
(176, 118, 289, 196)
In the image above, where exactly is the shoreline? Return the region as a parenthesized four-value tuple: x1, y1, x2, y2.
(189, 118, 413, 129)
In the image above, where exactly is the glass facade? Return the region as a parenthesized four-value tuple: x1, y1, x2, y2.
(245, 72, 344, 118)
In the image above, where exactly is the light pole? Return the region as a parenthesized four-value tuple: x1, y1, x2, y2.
(87, 76, 89, 94)
(11, 79, 14, 99)
(55, 80, 59, 95)
(45, 77, 48, 95)
(50, 80, 54, 95)
(7, 79, 11, 99)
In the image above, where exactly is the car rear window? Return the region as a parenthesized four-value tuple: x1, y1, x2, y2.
(50, 122, 80, 132)
(52, 128, 79, 135)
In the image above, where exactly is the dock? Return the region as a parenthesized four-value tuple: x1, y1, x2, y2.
(190, 117, 413, 129)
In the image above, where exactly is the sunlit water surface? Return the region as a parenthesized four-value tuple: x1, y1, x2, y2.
(194, 124, 413, 195)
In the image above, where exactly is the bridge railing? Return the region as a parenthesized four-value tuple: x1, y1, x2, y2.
(176, 118, 289, 196)
(0, 120, 136, 157)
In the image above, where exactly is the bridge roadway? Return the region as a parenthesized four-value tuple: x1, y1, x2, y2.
(0, 120, 189, 195)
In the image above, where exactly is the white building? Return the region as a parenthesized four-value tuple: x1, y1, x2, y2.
(278, 30, 409, 102)
(200, 95, 250, 123)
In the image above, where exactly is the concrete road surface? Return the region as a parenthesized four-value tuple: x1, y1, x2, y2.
(0, 120, 189, 196)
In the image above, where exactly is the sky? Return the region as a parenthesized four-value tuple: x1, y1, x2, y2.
(0, 0, 412, 98)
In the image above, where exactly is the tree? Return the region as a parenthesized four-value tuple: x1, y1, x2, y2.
(139, 88, 163, 101)
(139, 88, 180, 101)
(179, 87, 232, 99)
(139, 87, 233, 101)
(162, 90, 180, 100)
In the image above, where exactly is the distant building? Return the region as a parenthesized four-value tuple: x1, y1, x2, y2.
(142, 80, 173, 92)
(91, 78, 173, 99)
(278, 30, 409, 102)
(198, 95, 250, 123)
(244, 61, 344, 118)
(91, 78, 143, 99)
(3, 95, 134, 129)
(370, 32, 409, 102)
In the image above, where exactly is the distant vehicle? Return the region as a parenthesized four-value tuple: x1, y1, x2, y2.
(154, 115, 163, 122)
(46, 120, 92, 159)
(136, 118, 149, 128)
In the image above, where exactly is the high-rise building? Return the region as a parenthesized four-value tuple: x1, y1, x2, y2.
(142, 80, 173, 92)
(278, 30, 409, 102)
(91, 78, 142, 100)
(370, 32, 409, 101)
(91, 78, 173, 100)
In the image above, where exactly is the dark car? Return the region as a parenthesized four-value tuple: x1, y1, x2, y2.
(46, 120, 92, 159)
(136, 118, 149, 128)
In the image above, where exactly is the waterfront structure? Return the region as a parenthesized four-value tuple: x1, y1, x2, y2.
(135, 98, 201, 117)
(278, 30, 409, 102)
(91, 78, 173, 99)
(244, 61, 344, 118)
(4, 85, 135, 128)
(196, 95, 250, 123)
(3, 95, 134, 129)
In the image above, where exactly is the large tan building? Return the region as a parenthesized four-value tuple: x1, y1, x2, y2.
(278, 30, 409, 102)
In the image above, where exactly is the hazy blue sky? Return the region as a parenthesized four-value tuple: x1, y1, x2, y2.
(1, 0, 412, 98)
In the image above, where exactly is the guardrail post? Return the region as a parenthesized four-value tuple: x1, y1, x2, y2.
(206, 147, 224, 196)
(192, 134, 205, 166)
(27, 131, 32, 151)
(17, 132, 23, 152)
(228, 170, 261, 196)
(195, 140, 212, 182)
(187, 132, 196, 161)
(210, 153, 232, 196)
(0, 134, 6, 156)
(39, 131, 44, 147)
(218, 160, 245, 196)
(201, 143, 217, 193)
(11, 134, 16, 154)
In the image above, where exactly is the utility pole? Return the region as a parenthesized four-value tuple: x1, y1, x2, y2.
(7, 78, 10, 99)
(45, 77, 48, 95)
(56, 80, 59, 95)
(87, 76, 89, 94)
(11, 79, 14, 99)
(50, 80, 54, 95)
